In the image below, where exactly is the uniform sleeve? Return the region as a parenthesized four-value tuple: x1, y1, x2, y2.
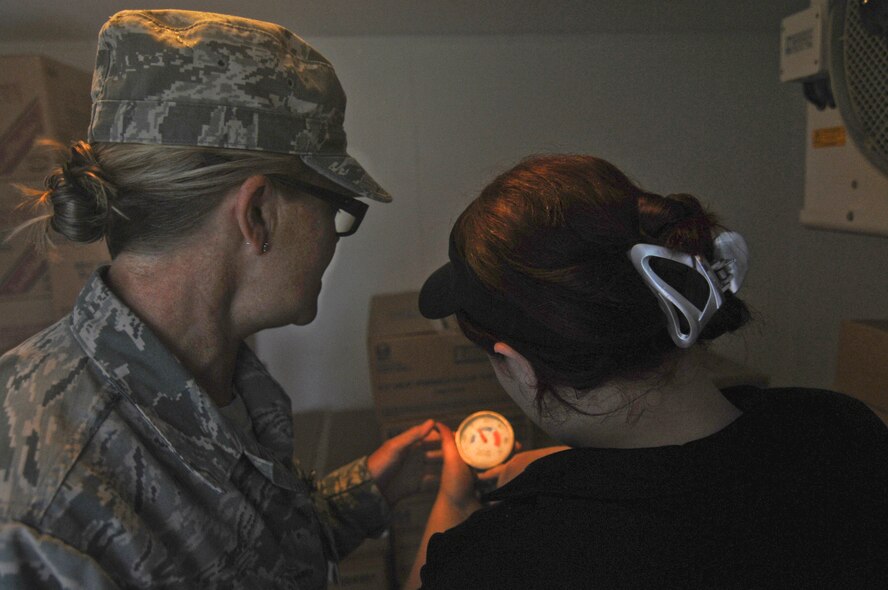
(316, 456, 391, 558)
(0, 522, 121, 589)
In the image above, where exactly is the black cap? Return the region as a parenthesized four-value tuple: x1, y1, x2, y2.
(418, 232, 576, 349)
(418, 261, 459, 319)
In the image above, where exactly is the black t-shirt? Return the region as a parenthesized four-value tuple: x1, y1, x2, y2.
(420, 387, 888, 589)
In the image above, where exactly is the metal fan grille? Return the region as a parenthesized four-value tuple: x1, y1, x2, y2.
(831, 0, 888, 175)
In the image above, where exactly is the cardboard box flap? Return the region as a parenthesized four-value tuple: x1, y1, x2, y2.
(368, 291, 454, 339)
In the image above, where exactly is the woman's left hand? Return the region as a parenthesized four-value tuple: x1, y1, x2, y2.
(367, 419, 441, 505)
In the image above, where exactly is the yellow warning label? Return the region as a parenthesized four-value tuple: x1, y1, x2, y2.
(812, 126, 847, 148)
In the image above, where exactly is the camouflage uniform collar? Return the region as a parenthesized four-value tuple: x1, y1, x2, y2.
(69, 268, 295, 493)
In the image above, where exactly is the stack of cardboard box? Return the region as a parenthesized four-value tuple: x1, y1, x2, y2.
(291, 291, 552, 588)
(366, 291, 544, 586)
(0, 55, 109, 354)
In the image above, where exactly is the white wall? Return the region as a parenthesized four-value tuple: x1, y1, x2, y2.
(4, 27, 887, 411)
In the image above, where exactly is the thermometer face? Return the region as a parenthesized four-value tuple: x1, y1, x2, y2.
(455, 411, 515, 470)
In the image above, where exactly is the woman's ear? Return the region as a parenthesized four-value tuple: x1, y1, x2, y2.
(234, 175, 272, 253)
(492, 342, 537, 388)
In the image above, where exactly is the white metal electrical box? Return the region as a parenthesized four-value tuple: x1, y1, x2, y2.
(780, 4, 827, 82)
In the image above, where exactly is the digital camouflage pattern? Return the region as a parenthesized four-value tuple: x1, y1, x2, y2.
(0, 270, 390, 589)
(88, 9, 391, 203)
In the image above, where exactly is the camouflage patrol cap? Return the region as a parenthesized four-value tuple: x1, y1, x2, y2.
(88, 9, 391, 202)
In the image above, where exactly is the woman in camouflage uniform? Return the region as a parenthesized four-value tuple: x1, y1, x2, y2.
(0, 10, 440, 589)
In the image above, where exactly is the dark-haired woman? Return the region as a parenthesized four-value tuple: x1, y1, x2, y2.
(408, 154, 888, 589)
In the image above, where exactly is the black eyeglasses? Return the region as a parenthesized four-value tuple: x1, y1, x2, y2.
(273, 176, 368, 237)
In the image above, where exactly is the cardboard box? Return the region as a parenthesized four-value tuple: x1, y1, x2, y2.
(0, 56, 108, 354)
(0, 55, 92, 179)
(1, 182, 109, 354)
(291, 409, 392, 589)
(367, 291, 515, 423)
(834, 320, 888, 417)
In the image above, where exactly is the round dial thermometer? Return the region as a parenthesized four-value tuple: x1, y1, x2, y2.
(455, 410, 515, 470)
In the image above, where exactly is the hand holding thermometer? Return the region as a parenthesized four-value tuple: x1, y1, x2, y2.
(455, 410, 515, 470)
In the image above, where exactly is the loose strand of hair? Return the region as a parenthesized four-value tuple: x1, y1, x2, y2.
(5, 183, 56, 254)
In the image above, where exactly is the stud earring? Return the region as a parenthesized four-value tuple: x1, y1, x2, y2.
(261, 241, 270, 254)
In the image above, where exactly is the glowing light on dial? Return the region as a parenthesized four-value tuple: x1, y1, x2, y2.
(455, 410, 515, 469)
